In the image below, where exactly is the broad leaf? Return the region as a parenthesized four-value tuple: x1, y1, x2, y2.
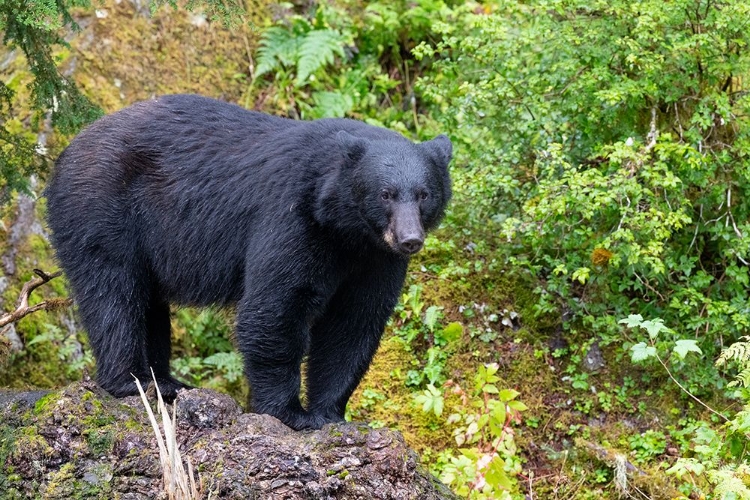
(619, 314, 644, 328)
(630, 342, 657, 363)
(673, 339, 702, 360)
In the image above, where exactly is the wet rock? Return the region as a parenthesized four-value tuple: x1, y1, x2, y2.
(0, 381, 455, 499)
(174, 387, 242, 428)
(582, 341, 606, 372)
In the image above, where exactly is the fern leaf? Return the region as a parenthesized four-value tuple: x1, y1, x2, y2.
(717, 336, 750, 367)
(255, 27, 299, 78)
(295, 29, 345, 86)
(310, 91, 353, 118)
(728, 367, 750, 388)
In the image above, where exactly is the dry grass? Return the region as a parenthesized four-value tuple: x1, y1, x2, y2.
(135, 371, 203, 500)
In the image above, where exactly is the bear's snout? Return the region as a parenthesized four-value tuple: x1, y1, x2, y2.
(399, 236, 424, 255)
(388, 203, 425, 256)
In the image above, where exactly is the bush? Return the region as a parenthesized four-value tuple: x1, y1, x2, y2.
(418, 0, 750, 385)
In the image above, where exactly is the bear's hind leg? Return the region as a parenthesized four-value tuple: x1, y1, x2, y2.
(145, 299, 192, 400)
(71, 266, 151, 398)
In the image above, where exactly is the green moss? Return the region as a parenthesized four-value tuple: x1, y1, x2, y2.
(43, 462, 76, 497)
(85, 429, 115, 456)
(0, 425, 18, 487)
(33, 392, 58, 415)
(14, 425, 54, 460)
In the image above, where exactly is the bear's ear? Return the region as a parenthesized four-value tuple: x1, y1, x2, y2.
(421, 134, 453, 170)
(337, 131, 369, 164)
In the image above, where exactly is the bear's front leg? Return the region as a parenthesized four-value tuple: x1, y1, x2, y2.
(306, 257, 408, 422)
(236, 304, 320, 430)
(236, 250, 334, 431)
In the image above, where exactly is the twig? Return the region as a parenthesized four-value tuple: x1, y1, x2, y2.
(654, 352, 728, 422)
(645, 107, 658, 152)
(0, 269, 72, 330)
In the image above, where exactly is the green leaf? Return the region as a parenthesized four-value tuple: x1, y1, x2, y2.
(508, 400, 528, 412)
(485, 455, 512, 490)
(673, 339, 702, 360)
(424, 305, 441, 333)
(491, 401, 506, 425)
(255, 26, 299, 77)
(498, 388, 520, 402)
(640, 319, 669, 340)
(441, 322, 463, 342)
(630, 342, 657, 363)
(414, 384, 444, 416)
(571, 266, 590, 284)
(310, 91, 353, 119)
(619, 314, 644, 328)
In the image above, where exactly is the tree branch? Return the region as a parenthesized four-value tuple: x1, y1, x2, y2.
(0, 269, 72, 332)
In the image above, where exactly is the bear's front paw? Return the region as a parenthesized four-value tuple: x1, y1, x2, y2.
(100, 375, 193, 402)
(268, 408, 337, 431)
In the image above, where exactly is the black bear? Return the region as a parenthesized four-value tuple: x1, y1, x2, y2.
(45, 94, 452, 430)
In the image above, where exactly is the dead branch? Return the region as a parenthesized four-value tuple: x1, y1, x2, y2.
(0, 269, 72, 331)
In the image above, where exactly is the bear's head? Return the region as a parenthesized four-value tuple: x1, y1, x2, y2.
(335, 130, 452, 257)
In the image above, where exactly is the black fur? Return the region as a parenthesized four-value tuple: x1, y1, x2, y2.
(45, 94, 452, 430)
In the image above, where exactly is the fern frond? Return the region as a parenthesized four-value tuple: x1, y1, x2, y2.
(295, 29, 345, 86)
(709, 466, 750, 498)
(727, 367, 750, 388)
(717, 336, 750, 367)
(310, 90, 353, 118)
(255, 27, 299, 77)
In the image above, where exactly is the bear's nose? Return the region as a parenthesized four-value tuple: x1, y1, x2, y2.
(399, 237, 424, 255)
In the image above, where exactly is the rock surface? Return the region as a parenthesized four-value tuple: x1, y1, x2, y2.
(0, 381, 454, 499)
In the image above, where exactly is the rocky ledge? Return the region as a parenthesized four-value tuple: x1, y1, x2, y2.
(0, 380, 454, 499)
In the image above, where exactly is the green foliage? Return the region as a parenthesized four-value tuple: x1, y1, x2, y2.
(170, 309, 245, 397)
(620, 314, 703, 365)
(0, 0, 101, 201)
(248, 0, 451, 127)
(421, 363, 527, 499)
(717, 336, 750, 389)
(393, 284, 461, 388)
(255, 23, 346, 87)
(418, 0, 750, 389)
(627, 430, 667, 464)
(150, 0, 245, 27)
(414, 383, 444, 417)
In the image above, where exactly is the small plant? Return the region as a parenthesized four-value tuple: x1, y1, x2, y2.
(627, 430, 667, 464)
(417, 363, 527, 498)
(254, 20, 347, 87)
(619, 314, 723, 421)
(414, 383, 444, 417)
(621, 317, 750, 498)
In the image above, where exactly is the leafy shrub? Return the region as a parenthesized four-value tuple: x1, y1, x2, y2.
(417, 0, 750, 384)
(247, 0, 452, 128)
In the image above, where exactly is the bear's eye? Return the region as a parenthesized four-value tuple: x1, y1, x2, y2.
(381, 191, 391, 201)
(420, 191, 429, 201)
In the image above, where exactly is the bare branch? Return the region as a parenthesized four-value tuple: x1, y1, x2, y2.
(0, 269, 72, 332)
